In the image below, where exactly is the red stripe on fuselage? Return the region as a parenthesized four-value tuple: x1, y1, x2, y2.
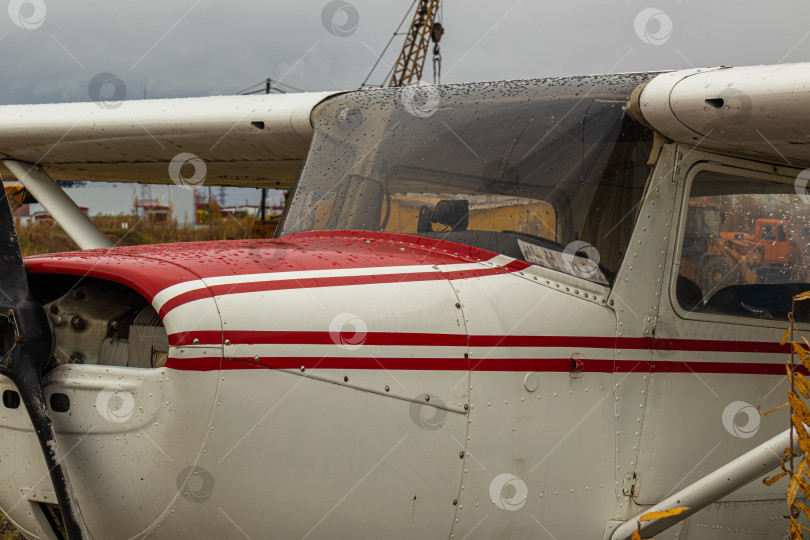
(169, 330, 468, 347)
(163, 355, 802, 376)
(169, 330, 797, 356)
(159, 260, 530, 318)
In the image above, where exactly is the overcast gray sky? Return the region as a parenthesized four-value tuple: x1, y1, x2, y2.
(2, 0, 808, 207)
(1, 0, 809, 105)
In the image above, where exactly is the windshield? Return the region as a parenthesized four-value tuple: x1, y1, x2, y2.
(278, 75, 655, 284)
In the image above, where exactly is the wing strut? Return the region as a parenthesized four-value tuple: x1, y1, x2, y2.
(3, 160, 112, 250)
(607, 428, 794, 540)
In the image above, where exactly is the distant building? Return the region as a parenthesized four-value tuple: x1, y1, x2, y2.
(4, 177, 282, 224)
(7, 182, 197, 225)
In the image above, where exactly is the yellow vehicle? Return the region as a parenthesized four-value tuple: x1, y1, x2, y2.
(681, 201, 800, 295)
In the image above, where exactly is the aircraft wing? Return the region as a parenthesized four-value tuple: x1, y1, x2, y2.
(3, 63, 809, 192)
(0, 91, 338, 188)
(639, 63, 810, 167)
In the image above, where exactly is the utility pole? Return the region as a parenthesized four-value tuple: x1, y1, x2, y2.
(218, 185, 226, 209)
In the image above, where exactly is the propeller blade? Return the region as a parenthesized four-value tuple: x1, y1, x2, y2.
(0, 176, 89, 539)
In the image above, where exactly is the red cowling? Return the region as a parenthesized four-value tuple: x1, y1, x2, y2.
(23, 231, 500, 302)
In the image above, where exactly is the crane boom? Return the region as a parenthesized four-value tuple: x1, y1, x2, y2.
(388, 0, 442, 87)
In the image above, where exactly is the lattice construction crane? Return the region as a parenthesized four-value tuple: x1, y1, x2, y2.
(363, 0, 444, 88)
(389, 0, 443, 86)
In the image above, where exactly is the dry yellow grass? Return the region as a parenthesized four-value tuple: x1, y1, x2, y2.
(0, 511, 21, 540)
(18, 212, 276, 257)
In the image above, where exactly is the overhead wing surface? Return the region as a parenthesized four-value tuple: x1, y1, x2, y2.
(639, 63, 810, 167)
(5, 63, 810, 191)
(0, 91, 338, 188)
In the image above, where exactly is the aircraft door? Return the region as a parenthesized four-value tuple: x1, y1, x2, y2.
(633, 150, 801, 524)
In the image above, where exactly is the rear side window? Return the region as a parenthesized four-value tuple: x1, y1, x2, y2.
(676, 169, 810, 322)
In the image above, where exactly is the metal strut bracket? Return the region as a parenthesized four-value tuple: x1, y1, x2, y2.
(608, 428, 795, 540)
(3, 160, 112, 250)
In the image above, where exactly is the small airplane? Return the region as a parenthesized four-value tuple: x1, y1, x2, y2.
(0, 62, 807, 540)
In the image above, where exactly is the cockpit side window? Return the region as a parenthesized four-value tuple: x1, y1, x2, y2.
(675, 169, 810, 322)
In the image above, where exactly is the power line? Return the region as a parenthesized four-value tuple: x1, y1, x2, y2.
(272, 80, 306, 92)
(360, 0, 418, 88)
(236, 80, 267, 95)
